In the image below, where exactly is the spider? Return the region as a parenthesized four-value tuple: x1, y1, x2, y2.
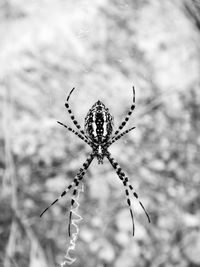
(40, 87, 150, 236)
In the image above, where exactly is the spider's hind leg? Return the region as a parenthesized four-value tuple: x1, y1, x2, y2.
(40, 153, 94, 218)
(106, 153, 135, 235)
(120, 174, 135, 235)
(128, 183, 150, 223)
(68, 174, 84, 237)
(106, 152, 150, 230)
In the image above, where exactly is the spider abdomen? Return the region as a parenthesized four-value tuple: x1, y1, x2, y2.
(85, 100, 113, 144)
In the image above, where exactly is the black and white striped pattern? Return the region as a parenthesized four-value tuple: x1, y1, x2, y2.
(65, 87, 87, 137)
(40, 86, 150, 236)
(106, 152, 150, 235)
(108, 126, 136, 146)
(40, 153, 94, 219)
(57, 121, 91, 146)
(84, 100, 113, 144)
(112, 86, 135, 137)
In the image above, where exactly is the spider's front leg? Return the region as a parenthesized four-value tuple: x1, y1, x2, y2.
(112, 86, 135, 139)
(40, 152, 95, 218)
(106, 152, 150, 235)
(65, 87, 89, 140)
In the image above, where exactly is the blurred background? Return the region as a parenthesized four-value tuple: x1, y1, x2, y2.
(0, 0, 200, 266)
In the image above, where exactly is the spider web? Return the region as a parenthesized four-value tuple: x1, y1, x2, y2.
(60, 183, 84, 266)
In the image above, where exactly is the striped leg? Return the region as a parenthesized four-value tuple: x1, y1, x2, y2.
(57, 121, 91, 146)
(106, 153, 150, 228)
(112, 86, 135, 138)
(119, 173, 135, 235)
(65, 88, 88, 138)
(68, 172, 83, 237)
(106, 153, 135, 235)
(40, 153, 94, 217)
(108, 126, 136, 146)
(128, 183, 150, 223)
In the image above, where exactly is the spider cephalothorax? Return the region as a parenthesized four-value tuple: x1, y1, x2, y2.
(40, 87, 150, 236)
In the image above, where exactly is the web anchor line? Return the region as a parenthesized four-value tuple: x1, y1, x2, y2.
(61, 184, 84, 266)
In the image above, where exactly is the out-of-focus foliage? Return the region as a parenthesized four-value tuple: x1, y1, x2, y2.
(0, 0, 200, 266)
